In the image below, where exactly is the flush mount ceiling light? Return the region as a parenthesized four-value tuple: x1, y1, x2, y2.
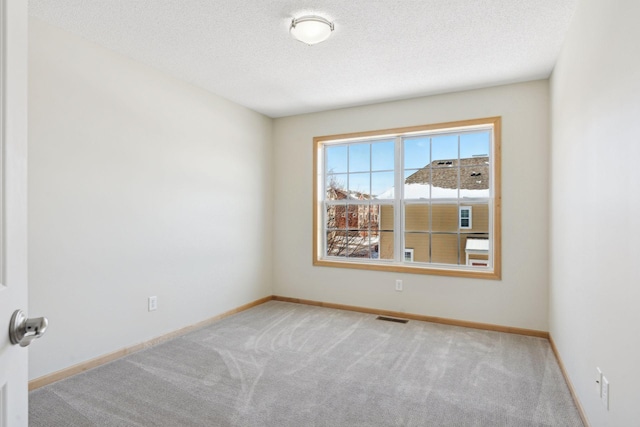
(290, 15, 334, 45)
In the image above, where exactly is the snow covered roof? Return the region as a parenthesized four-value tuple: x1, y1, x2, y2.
(465, 238, 490, 252)
(375, 156, 490, 200)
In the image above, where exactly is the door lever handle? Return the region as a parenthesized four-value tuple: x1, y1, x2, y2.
(9, 309, 48, 347)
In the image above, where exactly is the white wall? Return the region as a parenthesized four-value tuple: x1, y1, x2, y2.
(28, 18, 273, 380)
(549, 0, 640, 425)
(273, 80, 550, 331)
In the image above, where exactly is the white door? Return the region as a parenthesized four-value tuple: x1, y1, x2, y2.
(0, 0, 29, 425)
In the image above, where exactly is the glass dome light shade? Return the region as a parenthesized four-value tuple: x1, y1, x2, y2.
(290, 15, 334, 45)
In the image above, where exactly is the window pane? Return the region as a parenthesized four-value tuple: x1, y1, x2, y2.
(349, 143, 370, 173)
(371, 140, 394, 171)
(404, 233, 429, 263)
(367, 205, 381, 261)
(349, 231, 374, 259)
(404, 136, 430, 170)
(372, 171, 395, 199)
(432, 134, 458, 165)
(379, 205, 394, 231)
(326, 204, 342, 230)
(431, 167, 459, 198)
(343, 230, 366, 257)
(344, 205, 360, 229)
(378, 206, 394, 260)
(326, 231, 348, 257)
(432, 204, 458, 232)
(405, 204, 429, 231)
(326, 145, 347, 174)
(379, 231, 394, 260)
(364, 204, 381, 235)
(404, 169, 430, 199)
(460, 132, 490, 160)
(431, 233, 459, 265)
(328, 204, 347, 229)
(348, 172, 371, 196)
(460, 165, 489, 198)
(326, 174, 347, 199)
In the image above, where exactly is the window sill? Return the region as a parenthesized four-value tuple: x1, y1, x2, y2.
(313, 258, 501, 280)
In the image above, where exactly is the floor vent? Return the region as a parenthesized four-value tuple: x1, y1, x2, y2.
(376, 316, 409, 324)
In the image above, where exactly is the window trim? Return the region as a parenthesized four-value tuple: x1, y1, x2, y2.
(312, 116, 501, 280)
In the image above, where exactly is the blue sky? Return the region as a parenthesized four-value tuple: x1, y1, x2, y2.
(326, 131, 490, 197)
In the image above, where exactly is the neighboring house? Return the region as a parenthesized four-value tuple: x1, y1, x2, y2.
(325, 187, 380, 257)
(379, 156, 490, 265)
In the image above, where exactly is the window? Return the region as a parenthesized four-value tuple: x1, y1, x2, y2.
(313, 117, 501, 279)
(459, 206, 472, 229)
(404, 248, 414, 262)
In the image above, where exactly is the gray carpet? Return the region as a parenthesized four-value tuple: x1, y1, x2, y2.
(29, 301, 583, 426)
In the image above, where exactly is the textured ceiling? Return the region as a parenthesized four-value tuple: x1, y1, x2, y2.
(29, 0, 578, 118)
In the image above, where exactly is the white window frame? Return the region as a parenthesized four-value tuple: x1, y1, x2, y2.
(313, 117, 501, 280)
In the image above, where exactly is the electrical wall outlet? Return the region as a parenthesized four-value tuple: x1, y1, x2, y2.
(596, 367, 602, 396)
(395, 280, 403, 291)
(148, 296, 158, 312)
(601, 375, 609, 410)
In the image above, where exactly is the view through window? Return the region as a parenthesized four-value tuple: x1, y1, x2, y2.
(314, 117, 501, 279)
